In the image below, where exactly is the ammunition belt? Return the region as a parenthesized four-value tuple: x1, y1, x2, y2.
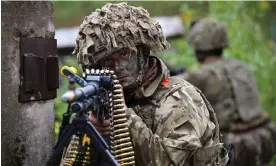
(60, 69, 135, 166)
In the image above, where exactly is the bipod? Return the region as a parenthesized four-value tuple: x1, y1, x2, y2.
(47, 113, 119, 166)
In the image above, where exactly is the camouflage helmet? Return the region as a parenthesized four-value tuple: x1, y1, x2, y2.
(188, 17, 228, 51)
(73, 2, 169, 68)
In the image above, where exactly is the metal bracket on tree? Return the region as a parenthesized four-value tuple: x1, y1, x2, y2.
(19, 37, 59, 103)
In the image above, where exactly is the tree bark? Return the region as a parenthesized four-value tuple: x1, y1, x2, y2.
(1, 2, 55, 166)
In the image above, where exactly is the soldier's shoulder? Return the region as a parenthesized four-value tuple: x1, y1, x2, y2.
(184, 63, 215, 79)
(204, 58, 227, 68)
(155, 77, 213, 134)
(156, 76, 204, 104)
(186, 59, 232, 77)
(226, 58, 249, 69)
(161, 75, 195, 91)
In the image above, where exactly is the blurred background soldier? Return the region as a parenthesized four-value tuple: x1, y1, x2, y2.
(73, 3, 228, 166)
(182, 17, 276, 166)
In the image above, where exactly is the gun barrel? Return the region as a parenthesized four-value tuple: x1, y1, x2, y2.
(61, 84, 99, 103)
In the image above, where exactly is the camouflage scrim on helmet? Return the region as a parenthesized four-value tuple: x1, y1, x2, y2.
(188, 18, 228, 51)
(72, 2, 170, 68)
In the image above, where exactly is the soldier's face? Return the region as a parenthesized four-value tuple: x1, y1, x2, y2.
(100, 48, 140, 89)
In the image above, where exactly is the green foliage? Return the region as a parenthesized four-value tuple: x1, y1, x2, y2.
(158, 38, 197, 70)
(55, 56, 82, 137)
(268, 155, 276, 166)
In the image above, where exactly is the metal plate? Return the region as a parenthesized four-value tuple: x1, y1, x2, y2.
(19, 38, 59, 103)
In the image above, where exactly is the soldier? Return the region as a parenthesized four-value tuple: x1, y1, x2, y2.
(72, 3, 228, 166)
(182, 17, 276, 166)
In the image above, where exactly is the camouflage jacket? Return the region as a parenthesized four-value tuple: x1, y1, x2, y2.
(182, 58, 263, 131)
(125, 57, 228, 166)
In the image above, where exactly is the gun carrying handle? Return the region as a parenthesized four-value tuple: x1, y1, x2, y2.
(60, 66, 77, 78)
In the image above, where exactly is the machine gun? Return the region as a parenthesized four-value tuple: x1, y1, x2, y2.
(47, 66, 135, 166)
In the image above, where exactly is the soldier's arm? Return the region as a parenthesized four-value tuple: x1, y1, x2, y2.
(126, 86, 215, 166)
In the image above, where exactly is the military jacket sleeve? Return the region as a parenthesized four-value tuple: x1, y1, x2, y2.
(126, 83, 223, 166)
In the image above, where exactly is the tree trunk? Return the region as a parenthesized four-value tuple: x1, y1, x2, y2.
(1, 2, 56, 166)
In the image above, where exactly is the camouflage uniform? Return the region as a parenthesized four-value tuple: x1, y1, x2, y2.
(124, 58, 229, 166)
(183, 18, 276, 166)
(73, 4, 228, 166)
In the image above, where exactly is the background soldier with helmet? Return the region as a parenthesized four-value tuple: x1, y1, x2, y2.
(73, 3, 228, 166)
(182, 17, 276, 166)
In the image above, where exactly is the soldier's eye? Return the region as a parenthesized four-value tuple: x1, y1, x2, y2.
(121, 51, 126, 57)
(121, 50, 130, 59)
